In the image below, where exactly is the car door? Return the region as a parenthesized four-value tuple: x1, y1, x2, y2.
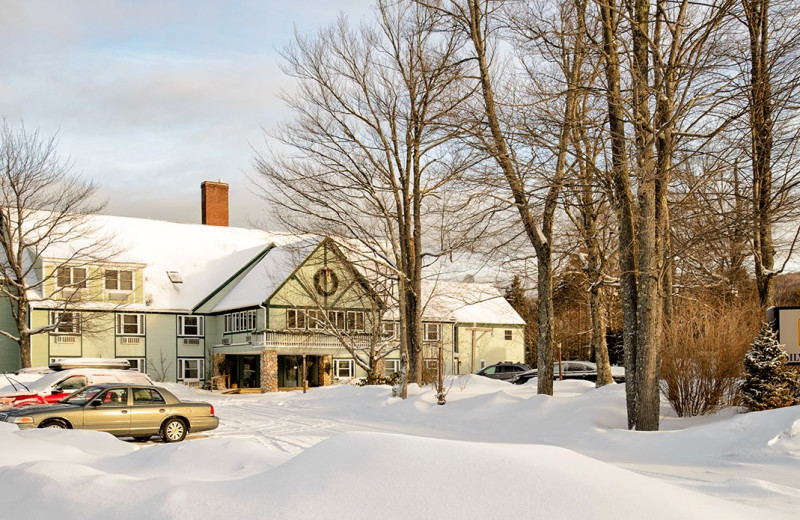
(82, 387, 131, 435)
(129, 387, 170, 436)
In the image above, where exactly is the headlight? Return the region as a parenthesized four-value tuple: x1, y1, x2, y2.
(8, 416, 34, 424)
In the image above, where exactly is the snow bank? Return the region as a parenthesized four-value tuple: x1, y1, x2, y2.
(0, 376, 798, 519)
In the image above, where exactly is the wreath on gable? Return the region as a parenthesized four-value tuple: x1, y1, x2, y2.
(313, 268, 339, 297)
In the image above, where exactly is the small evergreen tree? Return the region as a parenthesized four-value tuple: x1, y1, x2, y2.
(739, 323, 799, 411)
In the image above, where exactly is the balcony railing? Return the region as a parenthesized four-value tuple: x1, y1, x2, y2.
(260, 330, 377, 350)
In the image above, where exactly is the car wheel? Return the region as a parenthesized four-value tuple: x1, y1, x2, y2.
(39, 419, 68, 429)
(161, 418, 187, 443)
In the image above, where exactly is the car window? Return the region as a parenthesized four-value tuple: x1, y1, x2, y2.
(58, 376, 87, 392)
(483, 366, 496, 375)
(62, 385, 104, 404)
(98, 388, 128, 407)
(133, 387, 166, 405)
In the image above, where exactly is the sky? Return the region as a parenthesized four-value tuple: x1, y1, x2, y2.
(0, 1, 372, 227)
(0, 376, 798, 519)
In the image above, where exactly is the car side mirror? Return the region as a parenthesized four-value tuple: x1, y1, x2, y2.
(89, 400, 102, 407)
(52, 387, 61, 394)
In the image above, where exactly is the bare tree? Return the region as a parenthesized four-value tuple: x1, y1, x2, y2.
(418, 0, 578, 396)
(0, 121, 108, 368)
(253, 2, 480, 398)
(737, 0, 800, 308)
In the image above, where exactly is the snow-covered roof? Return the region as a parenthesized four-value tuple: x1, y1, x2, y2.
(210, 238, 323, 313)
(29, 213, 312, 312)
(415, 281, 524, 325)
(22, 212, 523, 323)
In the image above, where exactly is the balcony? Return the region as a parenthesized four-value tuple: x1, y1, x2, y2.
(213, 329, 398, 356)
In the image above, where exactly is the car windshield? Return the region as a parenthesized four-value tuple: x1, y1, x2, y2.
(60, 385, 105, 405)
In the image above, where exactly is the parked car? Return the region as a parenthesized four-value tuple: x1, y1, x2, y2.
(0, 368, 154, 408)
(476, 362, 532, 381)
(0, 383, 219, 442)
(511, 361, 626, 385)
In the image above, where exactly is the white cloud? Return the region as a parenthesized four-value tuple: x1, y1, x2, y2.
(0, 0, 373, 227)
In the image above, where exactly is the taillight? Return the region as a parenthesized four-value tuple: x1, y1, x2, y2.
(209, 405, 215, 416)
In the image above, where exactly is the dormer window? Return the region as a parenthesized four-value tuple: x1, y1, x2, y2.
(56, 267, 87, 289)
(105, 269, 133, 291)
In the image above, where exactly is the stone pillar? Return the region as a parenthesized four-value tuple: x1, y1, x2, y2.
(212, 354, 226, 377)
(261, 350, 278, 393)
(319, 355, 332, 387)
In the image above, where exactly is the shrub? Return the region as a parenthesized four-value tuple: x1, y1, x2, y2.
(739, 323, 799, 412)
(660, 299, 759, 417)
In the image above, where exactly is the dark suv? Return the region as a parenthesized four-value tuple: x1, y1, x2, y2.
(476, 362, 532, 381)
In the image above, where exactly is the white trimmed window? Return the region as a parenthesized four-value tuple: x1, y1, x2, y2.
(287, 309, 306, 330)
(424, 322, 440, 342)
(50, 311, 81, 334)
(178, 358, 205, 381)
(329, 310, 346, 330)
(224, 310, 257, 333)
(105, 269, 133, 291)
(334, 359, 354, 379)
(385, 359, 400, 376)
(179, 315, 204, 336)
(346, 311, 365, 332)
(56, 267, 87, 289)
(505, 329, 513, 341)
(307, 309, 326, 329)
(117, 313, 145, 335)
(381, 322, 397, 337)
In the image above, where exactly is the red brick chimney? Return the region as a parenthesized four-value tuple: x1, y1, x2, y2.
(201, 181, 229, 226)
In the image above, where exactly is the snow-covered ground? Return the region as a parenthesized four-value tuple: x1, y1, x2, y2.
(1, 376, 798, 519)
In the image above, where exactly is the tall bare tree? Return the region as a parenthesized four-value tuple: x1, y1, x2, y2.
(0, 121, 108, 368)
(737, 0, 800, 308)
(253, 2, 478, 397)
(418, 0, 581, 395)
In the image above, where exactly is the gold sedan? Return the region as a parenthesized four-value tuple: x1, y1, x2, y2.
(0, 384, 219, 442)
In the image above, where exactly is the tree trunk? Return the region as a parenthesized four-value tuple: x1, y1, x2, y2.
(597, 0, 639, 427)
(591, 285, 613, 386)
(631, 0, 662, 432)
(744, 0, 775, 309)
(536, 245, 554, 395)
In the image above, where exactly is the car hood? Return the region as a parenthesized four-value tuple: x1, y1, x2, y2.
(1, 402, 80, 416)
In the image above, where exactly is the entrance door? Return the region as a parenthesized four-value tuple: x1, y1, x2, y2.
(234, 355, 261, 389)
(278, 355, 301, 388)
(278, 355, 320, 388)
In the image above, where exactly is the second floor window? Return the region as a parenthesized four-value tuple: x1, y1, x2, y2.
(56, 267, 87, 289)
(287, 308, 365, 332)
(179, 315, 204, 336)
(50, 311, 81, 334)
(224, 310, 257, 333)
(287, 309, 306, 330)
(347, 311, 365, 332)
(424, 323, 440, 342)
(105, 269, 133, 291)
(117, 313, 145, 335)
(329, 310, 346, 330)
